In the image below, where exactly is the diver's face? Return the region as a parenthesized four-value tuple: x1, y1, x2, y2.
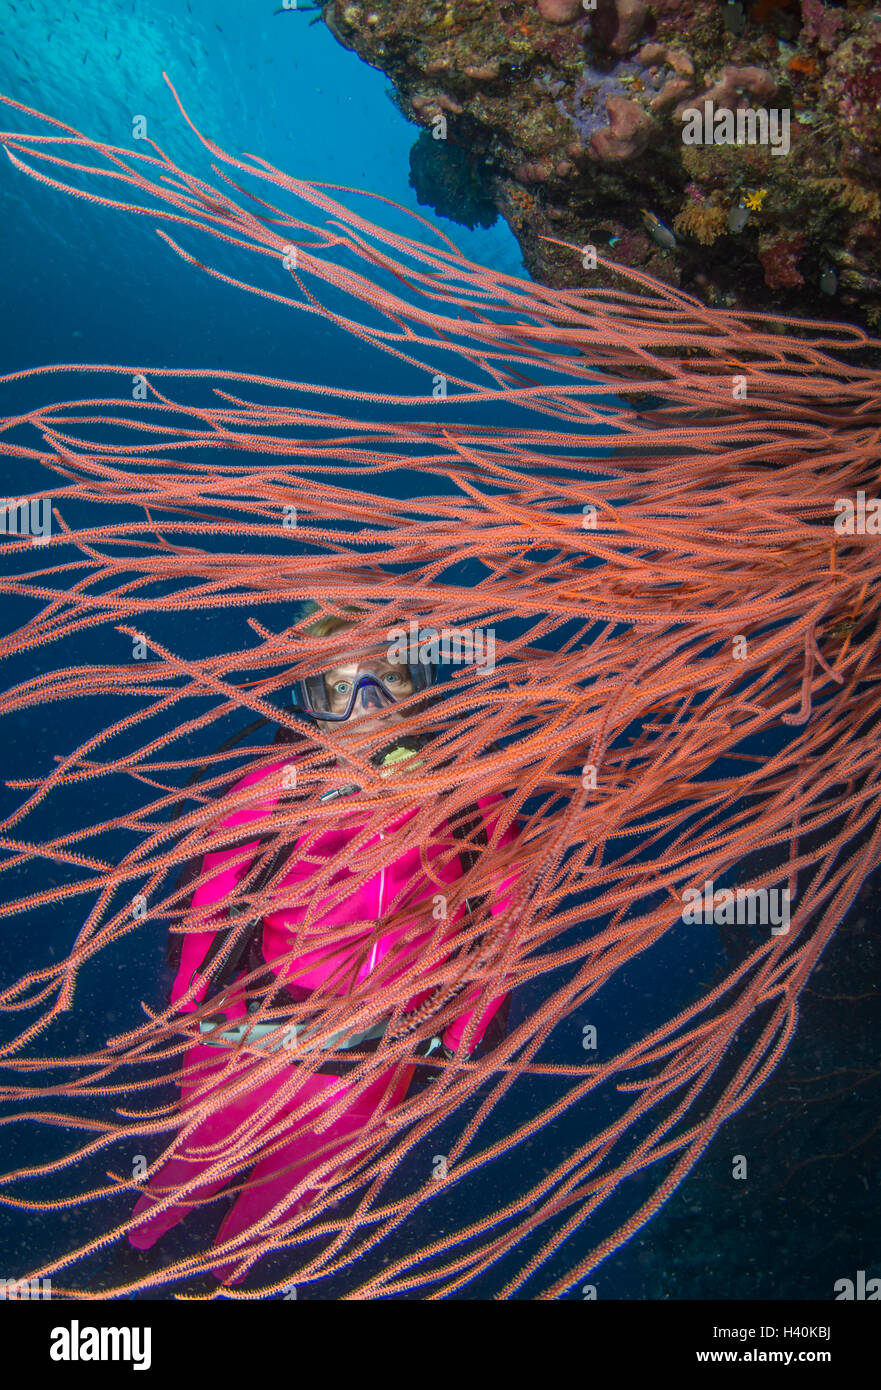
(318, 658, 414, 738)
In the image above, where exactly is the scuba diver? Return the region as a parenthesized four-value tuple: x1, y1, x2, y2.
(115, 606, 520, 1288)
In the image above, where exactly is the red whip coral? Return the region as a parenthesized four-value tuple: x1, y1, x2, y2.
(1, 76, 880, 1302)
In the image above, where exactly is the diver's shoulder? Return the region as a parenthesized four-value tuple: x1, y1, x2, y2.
(215, 758, 292, 828)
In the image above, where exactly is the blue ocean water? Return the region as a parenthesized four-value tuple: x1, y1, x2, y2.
(0, 0, 877, 1303)
(0, 0, 526, 380)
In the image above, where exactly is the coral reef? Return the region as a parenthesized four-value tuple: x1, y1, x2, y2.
(674, 191, 730, 246)
(824, 26, 881, 149)
(759, 231, 807, 288)
(813, 174, 881, 221)
(609, 0, 649, 55)
(800, 0, 845, 52)
(321, 0, 881, 324)
(589, 95, 655, 162)
(537, 0, 582, 22)
(409, 128, 499, 229)
(676, 64, 778, 113)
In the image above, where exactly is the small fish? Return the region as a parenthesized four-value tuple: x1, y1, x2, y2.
(8, 2, 17, 11)
(819, 264, 838, 296)
(641, 209, 677, 251)
(728, 204, 749, 233)
(188, 53, 196, 68)
(82, 50, 87, 63)
(104, 26, 107, 39)
(114, 48, 120, 59)
(215, 21, 222, 30)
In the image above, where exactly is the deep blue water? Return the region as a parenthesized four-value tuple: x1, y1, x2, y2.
(0, 0, 878, 1303)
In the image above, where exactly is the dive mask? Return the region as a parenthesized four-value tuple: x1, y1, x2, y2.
(293, 658, 436, 722)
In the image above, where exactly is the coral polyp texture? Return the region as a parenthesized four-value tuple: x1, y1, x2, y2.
(323, 0, 881, 326)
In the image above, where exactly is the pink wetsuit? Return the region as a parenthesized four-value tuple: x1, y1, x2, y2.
(128, 758, 520, 1280)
